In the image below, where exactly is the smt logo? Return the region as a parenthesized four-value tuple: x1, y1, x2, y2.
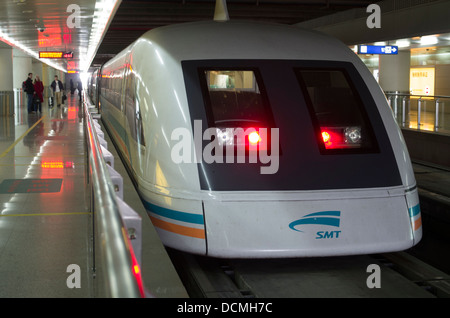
(289, 211, 341, 239)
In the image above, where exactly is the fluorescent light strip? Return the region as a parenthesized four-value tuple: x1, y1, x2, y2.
(81, 0, 121, 72)
(395, 39, 410, 48)
(0, 0, 121, 73)
(420, 35, 438, 45)
(0, 29, 66, 73)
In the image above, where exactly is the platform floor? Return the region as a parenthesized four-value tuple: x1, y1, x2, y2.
(0, 93, 188, 298)
(0, 94, 92, 297)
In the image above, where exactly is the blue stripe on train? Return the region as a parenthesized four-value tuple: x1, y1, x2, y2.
(408, 204, 420, 217)
(142, 200, 204, 225)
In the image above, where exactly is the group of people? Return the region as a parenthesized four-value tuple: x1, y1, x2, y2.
(23, 73, 82, 114)
(23, 73, 44, 113)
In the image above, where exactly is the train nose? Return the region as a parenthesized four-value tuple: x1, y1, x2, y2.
(203, 192, 418, 258)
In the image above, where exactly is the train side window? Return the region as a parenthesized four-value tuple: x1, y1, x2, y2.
(114, 68, 123, 109)
(295, 68, 378, 154)
(101, 73, 109, 100)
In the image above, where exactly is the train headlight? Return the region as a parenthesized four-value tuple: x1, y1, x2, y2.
(344, 127, 362, 144)
(216, 128, 234, 146)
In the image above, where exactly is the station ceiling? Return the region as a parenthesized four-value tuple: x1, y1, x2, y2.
(94, 0, 380, 67)
(0, 0, 379, 73)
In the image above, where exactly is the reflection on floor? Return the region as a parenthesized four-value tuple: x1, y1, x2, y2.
(0, 93, 91, 297)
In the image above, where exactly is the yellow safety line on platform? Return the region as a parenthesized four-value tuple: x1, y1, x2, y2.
(0, 212, 91, 217)
(0, 115, 46, 159)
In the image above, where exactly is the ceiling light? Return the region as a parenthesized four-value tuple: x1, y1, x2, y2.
(0, 29, 66, 73)
(395, 39, 410, 48)
(81, 0, 121, 72)
(420, 35, 438, 45)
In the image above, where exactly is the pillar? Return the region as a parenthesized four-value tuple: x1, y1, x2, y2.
(42, 63, 49, 99)
(0, 44, 14, 116)
(32, 60, 44, 82)
(378, 50, 411, 94)
(13, 48, 32, 89)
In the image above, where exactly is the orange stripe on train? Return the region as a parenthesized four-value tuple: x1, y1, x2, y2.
(414, 217, 422, 231)
(149, 216, 205, 239)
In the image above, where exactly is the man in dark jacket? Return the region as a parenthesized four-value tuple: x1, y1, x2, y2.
(51, 75, 65, 107)
(24, 73, 35, 113)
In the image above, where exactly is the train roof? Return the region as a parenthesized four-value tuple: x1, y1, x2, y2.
(137, 20, 356, 62)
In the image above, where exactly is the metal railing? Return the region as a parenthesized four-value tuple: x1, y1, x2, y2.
(385, 92, 450, 134)
(83, 93, 146, 297)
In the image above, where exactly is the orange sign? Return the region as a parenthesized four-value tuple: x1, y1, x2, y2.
(39, 51, 73, 59)
(410, 67, 435, 96)
(39, 51, 63, 58)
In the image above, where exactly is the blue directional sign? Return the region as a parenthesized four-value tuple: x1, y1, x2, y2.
(358, 45, 398, 55)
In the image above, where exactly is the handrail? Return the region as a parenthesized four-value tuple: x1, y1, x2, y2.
(384, 91, 449, 133)
(385, 92, 450, 99)
(83, 94, 144, 297)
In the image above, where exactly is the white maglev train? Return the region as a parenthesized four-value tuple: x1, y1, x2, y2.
(91, 19, 422, 258)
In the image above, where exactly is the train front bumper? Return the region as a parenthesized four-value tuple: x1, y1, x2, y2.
(203, 187, 422, 258)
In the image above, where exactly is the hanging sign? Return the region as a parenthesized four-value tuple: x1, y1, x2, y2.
(39, 51, 73, 59)
(358, 45, 398, 55)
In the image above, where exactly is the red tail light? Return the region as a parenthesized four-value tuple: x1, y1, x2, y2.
(321, 131, 331, 144)
(321, 129, 341, 149)
(248, 131, 261, 145)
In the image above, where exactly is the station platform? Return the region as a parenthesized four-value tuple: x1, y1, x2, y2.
(0, 94, 91, 297)
(0, 93, 187, 297)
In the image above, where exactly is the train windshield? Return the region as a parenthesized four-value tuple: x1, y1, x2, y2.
(182, 60, 401, 191)
(203, 70, 273, 128)
(201, 69, 275, 148)
(295, 69, 378, 153)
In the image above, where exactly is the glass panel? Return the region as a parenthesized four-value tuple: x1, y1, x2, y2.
(296, 69, 377, 152)
(204, 70, 269, 129)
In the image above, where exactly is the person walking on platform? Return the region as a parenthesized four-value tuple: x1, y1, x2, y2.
(33, 75, 44, 113)
(77, 80, 83, 100)
(70, 79, 75, 95)
(51, 75, 64, 107)
(24, 73, 35, 113)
